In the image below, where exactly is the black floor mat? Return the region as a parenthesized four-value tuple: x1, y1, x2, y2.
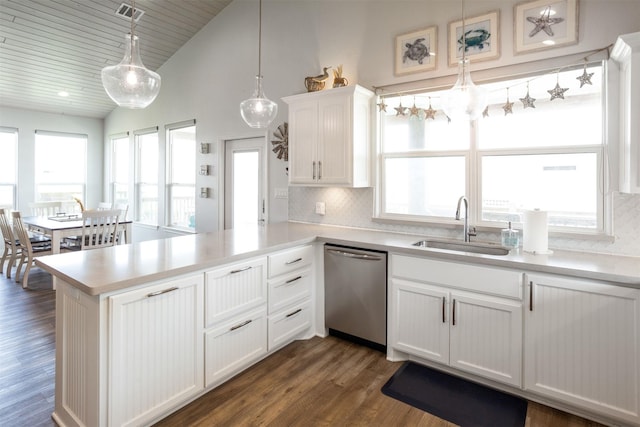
(381, 361, 527, 427)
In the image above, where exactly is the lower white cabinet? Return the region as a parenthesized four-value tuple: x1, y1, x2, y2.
(525, 273, 640, 425)
(391, 277, 523, 387)
(109, 274, 204, 427)
(268, 300, 313, 350)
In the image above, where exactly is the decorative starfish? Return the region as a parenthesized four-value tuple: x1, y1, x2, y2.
(548, 82, 569, 101)
(409, 100, 421, 117)
(394, 101, 407, 116)
(482, 106, 490, 118)
(519, 83, 536, 109)
(502, 88, 514, 116)
(424, 97, 436, 120)
(576, 64, 594, 88)
(527, 6, 564, 37)
(377, 99, 387, 112)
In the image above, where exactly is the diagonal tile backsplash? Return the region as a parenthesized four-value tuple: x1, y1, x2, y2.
(288, 187, 640, 257)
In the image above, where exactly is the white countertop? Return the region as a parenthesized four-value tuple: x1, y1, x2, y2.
(35, 222, 640, 296)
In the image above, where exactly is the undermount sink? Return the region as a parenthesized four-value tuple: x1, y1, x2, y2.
(412, 239, 510, 256)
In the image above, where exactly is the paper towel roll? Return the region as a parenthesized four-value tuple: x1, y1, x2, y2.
(523, 209, 552, 254)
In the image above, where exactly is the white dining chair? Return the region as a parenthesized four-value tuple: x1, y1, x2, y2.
(80, 209, 120, 250)
(12, 211, 52, 289)
(29, 201, 63, 217)
(97, 202, 113, 210)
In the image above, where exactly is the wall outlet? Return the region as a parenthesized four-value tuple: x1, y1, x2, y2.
(274, 188, 288, 199)
(315, 202, 326, 215)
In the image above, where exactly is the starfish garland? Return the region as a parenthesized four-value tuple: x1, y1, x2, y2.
(502, 88, 514, 115)
(394, 101, 407, 116)
(409, 98, 421, 117)
(424, 97, 436, 120)
(519, 83, 536, 109)
(548, 73, 569, 100)
(377, 98, 387, 112)
(577, 62, 594, 88)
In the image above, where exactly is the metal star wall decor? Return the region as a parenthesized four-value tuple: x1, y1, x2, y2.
(395, 101, 407, 116)
(502, 88, 514, 115)
(424, 97, 436, 120)
(527, 6, 564, 37)
(377, 98, 387, 112)
(577, 63, 594, 88)
(520, 83, 536, 109)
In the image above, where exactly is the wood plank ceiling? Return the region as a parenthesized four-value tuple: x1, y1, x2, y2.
(0, 0, 233, 119)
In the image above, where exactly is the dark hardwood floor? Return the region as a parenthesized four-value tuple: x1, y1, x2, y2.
(0, 267, 604, 427)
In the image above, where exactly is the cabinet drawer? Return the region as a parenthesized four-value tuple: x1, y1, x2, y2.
(268, 300, 312, 351)
(204, 307, 267, 388)
(205, 257, 267, 327)
(268, 268, 312, 314)
(268, 245, 314, 278)
(391, 255, 523, 300)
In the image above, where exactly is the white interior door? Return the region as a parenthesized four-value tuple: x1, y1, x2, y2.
(224, 137, 265, 230)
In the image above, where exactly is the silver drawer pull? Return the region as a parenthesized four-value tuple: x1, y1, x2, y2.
(285, 258, 303, 265)
(285, 276, 302, 284)
(146, 287, 179, 298)
(230, 319, 252, 331)
(230, 266, 252, 274)
(286, 308, 302, 318)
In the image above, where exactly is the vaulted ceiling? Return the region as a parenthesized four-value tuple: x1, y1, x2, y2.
(0, 0, 233, 119)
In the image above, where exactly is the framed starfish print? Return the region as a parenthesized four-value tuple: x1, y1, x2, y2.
(395, 26, 437, 75)
(514, 0, 579, 54)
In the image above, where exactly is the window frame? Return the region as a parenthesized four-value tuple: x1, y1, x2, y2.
(165, 120, 196, 231)
(134, 127, 160, 226)
(0, 127, 18, 209)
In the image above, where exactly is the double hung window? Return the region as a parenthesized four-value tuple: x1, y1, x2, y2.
(0, 128, 17, 208)
(166, 122, 196, 229)
(134, 129, 159, 225)
(378, 63, 604, 232)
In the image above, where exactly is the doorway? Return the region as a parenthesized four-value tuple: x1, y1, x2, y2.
(224, 137, 266, 230)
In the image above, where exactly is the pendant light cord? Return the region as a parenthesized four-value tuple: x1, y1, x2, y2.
(461, 0, 466, 63)
(130, 0, 136, 62)
(258, 0, 263, 77)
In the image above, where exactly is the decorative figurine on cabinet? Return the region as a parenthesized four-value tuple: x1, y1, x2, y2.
(304, 66, 331, 92)
(332, 65, 348, 88)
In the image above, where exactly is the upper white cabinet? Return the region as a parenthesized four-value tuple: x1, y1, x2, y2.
(283, 85, 374, 187)
(524, 273, 640, 426)
(611, 32, 640, 194)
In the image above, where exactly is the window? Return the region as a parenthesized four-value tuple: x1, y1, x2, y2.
(34, 131, 87, 203)
(0, 127, 17, 208)
(166, 122, 196, 229)
(110, 133, 130, 208)
(378, 63, 604, 232)
(134, 129, 159, 225)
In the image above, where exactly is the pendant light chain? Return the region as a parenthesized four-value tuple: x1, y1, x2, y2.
(130, 0, 136, 60)
(258, 0, 262, 77)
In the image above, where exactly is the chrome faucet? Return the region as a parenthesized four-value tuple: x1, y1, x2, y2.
(455, 196, 476, 242)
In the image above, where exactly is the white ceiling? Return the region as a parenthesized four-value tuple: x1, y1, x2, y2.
(0, 0, 233, 119)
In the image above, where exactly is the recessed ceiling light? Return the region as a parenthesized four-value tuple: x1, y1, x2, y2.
(58, 91, 70, 97)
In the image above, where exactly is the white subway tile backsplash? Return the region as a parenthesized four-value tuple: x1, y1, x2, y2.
(288, 187, 640, 257)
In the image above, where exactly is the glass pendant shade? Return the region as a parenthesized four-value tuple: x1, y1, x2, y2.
(441, 58, 487, 121)
(240, 75, 278, 128)
(101, 34, 161, 109)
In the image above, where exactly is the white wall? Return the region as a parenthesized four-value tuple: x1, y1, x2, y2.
(102, 0, 640, 252)
(0, 106, 104, 213)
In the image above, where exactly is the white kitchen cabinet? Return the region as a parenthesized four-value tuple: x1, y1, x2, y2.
(611, 32, 640, 194)
(283, 85, 374, 187)
(524, 273, 640, 425)
(109, 274, 204, 427)
(204, 257, 268, 387)
(390, 255, 523, 387)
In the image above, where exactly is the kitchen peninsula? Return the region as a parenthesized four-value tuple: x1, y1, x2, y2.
(36, 222, 640, 427)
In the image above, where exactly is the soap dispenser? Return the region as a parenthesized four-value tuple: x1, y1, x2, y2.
(501, 222, 520, 250)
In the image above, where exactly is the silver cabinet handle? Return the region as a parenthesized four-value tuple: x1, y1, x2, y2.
(230, 319, 252, 331)
(230, 266, 252, 274)
(285, 257, 302, 265)
(452, 299, 457, 326)
(312, 161, 316, 180)
(285, 275, 302, 284)
(327, 249, 382, 261)
(146, 286, 179, 298)
(318, 161, 322, 180)
(529, 281, 534, 311)
(286, 308, 302, 318)
(442, 296, 446, 323)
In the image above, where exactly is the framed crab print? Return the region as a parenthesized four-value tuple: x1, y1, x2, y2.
(395, 26, 437, 75)
(514, 0, 578, 54)
(448, 11, 500, 67)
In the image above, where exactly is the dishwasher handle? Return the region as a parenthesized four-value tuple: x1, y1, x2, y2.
(326, 248, 383, 261)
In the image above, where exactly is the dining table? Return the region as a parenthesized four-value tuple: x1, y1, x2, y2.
(22, 214, 132, 254)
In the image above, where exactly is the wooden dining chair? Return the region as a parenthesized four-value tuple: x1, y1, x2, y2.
(12, 211, 52, 289)
(0, 208, 20, 278)
(29, 201, 63, 217)
(80, 209, 121, 250)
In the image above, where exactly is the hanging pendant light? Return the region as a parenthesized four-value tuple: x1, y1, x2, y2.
(101, 0, 161, 109)
(441, 0, 487, 121)
(240, 0, 278, 128)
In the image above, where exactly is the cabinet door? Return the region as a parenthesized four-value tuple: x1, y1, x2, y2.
(288, 99, 318, 184)
(525, 274, 640, 425)
(449, 291, 522, 387)
(390, 278, 449, 364)
(109, 275, 204, 427)
(317, 94, 351, 185)
(205, 307, 267, 387)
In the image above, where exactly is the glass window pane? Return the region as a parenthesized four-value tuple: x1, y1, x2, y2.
(0, 129, 17, 207)
(34, 132, 86, 202)
(384, 156, 465, 217)
(481, 153, 598, 228)
(167, 125, 195, 229)
(135, 132, 158, 225)
(233, 151, 259, 227)
(112, 136, 129, 206)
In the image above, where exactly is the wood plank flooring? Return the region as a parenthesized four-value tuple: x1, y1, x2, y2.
(0, 268, 604, 427)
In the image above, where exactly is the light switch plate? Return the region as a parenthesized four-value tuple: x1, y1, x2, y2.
(275, 188, 288, 199)
(315, 202, 326, 215)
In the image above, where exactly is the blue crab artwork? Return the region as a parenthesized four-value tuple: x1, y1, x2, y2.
(457, 28, 491, 52)
(403, 38, 430, 64)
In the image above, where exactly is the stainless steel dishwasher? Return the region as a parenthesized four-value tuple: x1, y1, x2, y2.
(324, 244, 387, 351)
